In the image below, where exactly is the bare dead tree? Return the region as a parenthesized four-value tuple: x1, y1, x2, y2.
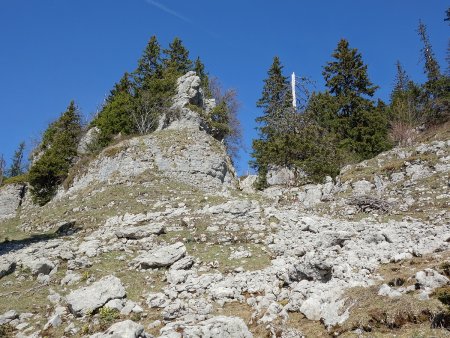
(208, 78, 243, 163)
(131, 91, 168, 135)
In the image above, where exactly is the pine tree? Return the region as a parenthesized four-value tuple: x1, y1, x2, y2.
(163, 37, 193, 75)
(194, 57, 210, 97)
(8, 142, 26, 177)
(417, 21, 441, 82)
(323, 39, 377, 117)
(29, 101, 83, 205)
(92, 72, 136, 146)
(252, 57, 295, 188)
(321, 39, 389, 158)
(392, 61, 410, 98)
(389, 61, 423, 128)
(256, 56, 292, 137)
(134, 36, 162, 87)
(417, 21, 450, 123)
(106, 72, 133, 104)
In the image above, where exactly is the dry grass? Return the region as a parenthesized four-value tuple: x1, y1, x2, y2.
(332, 251, 450, 337)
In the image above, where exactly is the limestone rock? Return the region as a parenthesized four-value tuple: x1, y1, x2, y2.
(266, 166, 295, 186)
(115, 224, 165, 239)
(415, 269, 449, 291)
(78, 127, 100, 155)
(378, 284, 402, 298)
(0, 310, 19, 325)
(22, 258, 54, 276)
(0, 259, 16, 279)
(159, 316, 253, 338)
(90, 320, 146, 338)
(158, 71, 209, 131)
(66, 275, 126, 316)
(61, 128, 237, 195)
(133, 242, 186, 269)
(173, 71, 202, 108)
(0, 183, 26, 220)
(240, 175, 257, 193)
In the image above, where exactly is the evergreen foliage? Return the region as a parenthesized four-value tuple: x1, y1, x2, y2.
(252, 41, 392, 188)
(256, 56, 293, 137)
(321, 39, 390, 158)
(163, 37, 193, 76)
(252, 57, 294, 188)
(8, 142, 26, 177)
(28, 101, 82, 205)
(416, 22, 450, 124)
(194, 57, 211, 97)
(134, 35, 162, 87)
(92, 73, 135, 147)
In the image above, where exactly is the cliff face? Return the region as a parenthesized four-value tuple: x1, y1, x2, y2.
(0, 75, 449, 337)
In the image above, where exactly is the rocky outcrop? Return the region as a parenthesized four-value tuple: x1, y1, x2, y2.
(61, 128, 237, 195)
(0, 183, 26, 220)
(158, 71, 216, 131)
(78, 127, 100, 155)
(266, 166, 296, 186)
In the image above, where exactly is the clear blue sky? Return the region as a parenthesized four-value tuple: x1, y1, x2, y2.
(0, 1, 448, 174)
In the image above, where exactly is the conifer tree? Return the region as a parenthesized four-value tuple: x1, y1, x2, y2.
(194, 57, 210, 96)
(134, 36, 162, 87)
(322, 39, 390, 158)
(255, 56, 292, 137)
(106, 72, 133, 103)
(417, 21, 441, 82)
(93, 73, 135, 146)
(8, 142, 26, 177)
(29, 101, 83, 205)
(417, 21, 450, 123)
(163, 37, 193, 75)
(252, 57, 295, 188)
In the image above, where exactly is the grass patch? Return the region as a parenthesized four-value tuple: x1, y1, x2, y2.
(1, 174, 28, 186)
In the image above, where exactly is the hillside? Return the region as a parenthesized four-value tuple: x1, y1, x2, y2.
(0, 73, 449, 338)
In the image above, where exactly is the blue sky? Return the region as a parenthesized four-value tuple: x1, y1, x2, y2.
(0, 0, 448, 174)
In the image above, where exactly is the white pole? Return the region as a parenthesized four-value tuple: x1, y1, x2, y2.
(291, 72, 297, 108)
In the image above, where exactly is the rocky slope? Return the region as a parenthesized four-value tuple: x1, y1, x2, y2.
(0, 74, 449, 337)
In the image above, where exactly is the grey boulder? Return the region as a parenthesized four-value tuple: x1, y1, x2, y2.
(0, 259, 16, 279)
(115, 224, 165, 239)
(159, 316, 253, 338)
(133, 242, 186, 269)
(66, 275, 126, 316)
(90, 320, 147, 338)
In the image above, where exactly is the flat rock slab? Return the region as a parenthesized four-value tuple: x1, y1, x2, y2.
(66, 275, 126, 317)
(115, 224, 165, 239)
(133, 242, 186, 269)
(90, 320, 146, 338)
(160, 316, 253, 338)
